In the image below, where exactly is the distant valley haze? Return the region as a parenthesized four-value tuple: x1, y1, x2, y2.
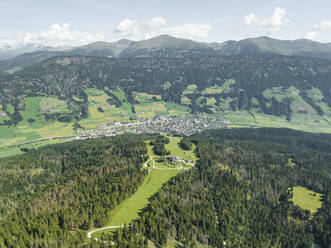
(1, 0, 331, 50)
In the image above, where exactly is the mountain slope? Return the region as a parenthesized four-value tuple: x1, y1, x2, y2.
(1, 54, 331, 129)
(0, 44, 57, 61)
(219, 36, 331, 60)
(0, 35, 215, 73)
(0, 134, 149, 247)
(69, 39, 134, 57)
(74, 128, 331, 247)
(119, 34, 216, 57)
(2, 35, 331, 73)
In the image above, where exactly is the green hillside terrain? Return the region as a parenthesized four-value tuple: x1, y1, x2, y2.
(1, 54, 331, 156)
(2, 35, 331, 74)
(1, 129, 330, 247)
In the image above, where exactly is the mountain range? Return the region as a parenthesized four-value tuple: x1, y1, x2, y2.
(2, 35, 331, 73)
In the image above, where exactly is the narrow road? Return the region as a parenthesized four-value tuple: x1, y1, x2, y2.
(87, 226, 124, 238)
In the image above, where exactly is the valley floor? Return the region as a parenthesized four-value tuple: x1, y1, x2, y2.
(2, 110, 331, 159)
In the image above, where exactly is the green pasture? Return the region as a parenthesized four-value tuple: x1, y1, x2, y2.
(290, 186, 323, 214)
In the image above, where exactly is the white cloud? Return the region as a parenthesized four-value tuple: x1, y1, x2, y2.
(114, 17, 211, 40)
(0, 23, 104, 49)
(244, 7, 289, 33)
(314, 20, 331, 30)
(146, 24, 212, 39)
(147, 17, 167, 29)
(114, 19, 140, 37)
(305, 20, 331, 41)
(244, 13, 259, 26)
(305, 31, 317, 40)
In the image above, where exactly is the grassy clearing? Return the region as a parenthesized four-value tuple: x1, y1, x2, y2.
(206, 97, 216, 106)
(306, 87, 331, 121)
(221, 79, 236, 94)
(19, 97, 47, 128)
(306, 87, 324, 102)
(201, 85, 224, 95)
(263, 86, 317, 115)
(80, 91, 129, 128)
(85, 87, 103, 96)
(167, 237, 183, 248)
(134, 92, 190, 117)
(0, 126, 14, 139)
(146, 136, 197, 163)
(134, 101, 168, 117)
(92, 169, 180, 238)
(165, 102, 190, 115)
(134, 92, 161, 101)
(0, 138, 66, 158)
(111, 87, 127, 102)
(225, 110, 331, 133)
(106, 169, 180, 227)
(134, 92, 168, 117)
(6, 104, 15, 115)
(226, 111, 257, 127)
(218, 97, 236, 111)
(92, 137, 197, 238)
(290, 186, 323, 214)
(0, 122, 74, 157)
(0, 146, 24, 158)
(183, 84, 197, 94)
(40, 97, 71, 114)
(263, 86, 289, 102)
(287, 158, 296, 168)
(165, 136, 197, 162)
(180, 95, 191, 105)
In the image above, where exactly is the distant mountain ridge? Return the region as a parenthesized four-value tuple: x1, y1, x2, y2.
(218, 36, 331, 60)
(1, 35, 331, 73)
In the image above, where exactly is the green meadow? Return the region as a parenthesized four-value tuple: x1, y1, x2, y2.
(290, 186, 323, 214)
(92, 137, 197, 239)
(104, 169, 180, 228)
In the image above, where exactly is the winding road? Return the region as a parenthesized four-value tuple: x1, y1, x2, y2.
(87, 226, 124, 238)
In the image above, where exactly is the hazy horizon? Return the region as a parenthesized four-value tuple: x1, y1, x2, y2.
(1, 0, 331, 49)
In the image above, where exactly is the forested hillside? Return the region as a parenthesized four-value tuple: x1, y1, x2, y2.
(98, 128, 331, 248)
(218, 36, 331, 60)
(0, 128, 330, 247)
(0, 134, 149, 247)
(2, 54, 331, 126)
(2, 35, 331, 74)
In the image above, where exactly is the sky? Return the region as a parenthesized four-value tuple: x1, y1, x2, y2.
(1, 0, 331, 49)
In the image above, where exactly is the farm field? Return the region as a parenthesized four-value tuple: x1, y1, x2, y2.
(226, 110, 331, 133)
(80, 88, 132, 128)
(0, 96, 76, 157)
(134, 92, 189, 117)
(2, 85, 331, 159)
(290, 186, 323, 214)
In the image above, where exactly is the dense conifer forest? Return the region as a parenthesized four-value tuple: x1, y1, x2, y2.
(0, 134, 150, 247)
(0, 128, 330, 247)
(96, 128, 331, 248)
